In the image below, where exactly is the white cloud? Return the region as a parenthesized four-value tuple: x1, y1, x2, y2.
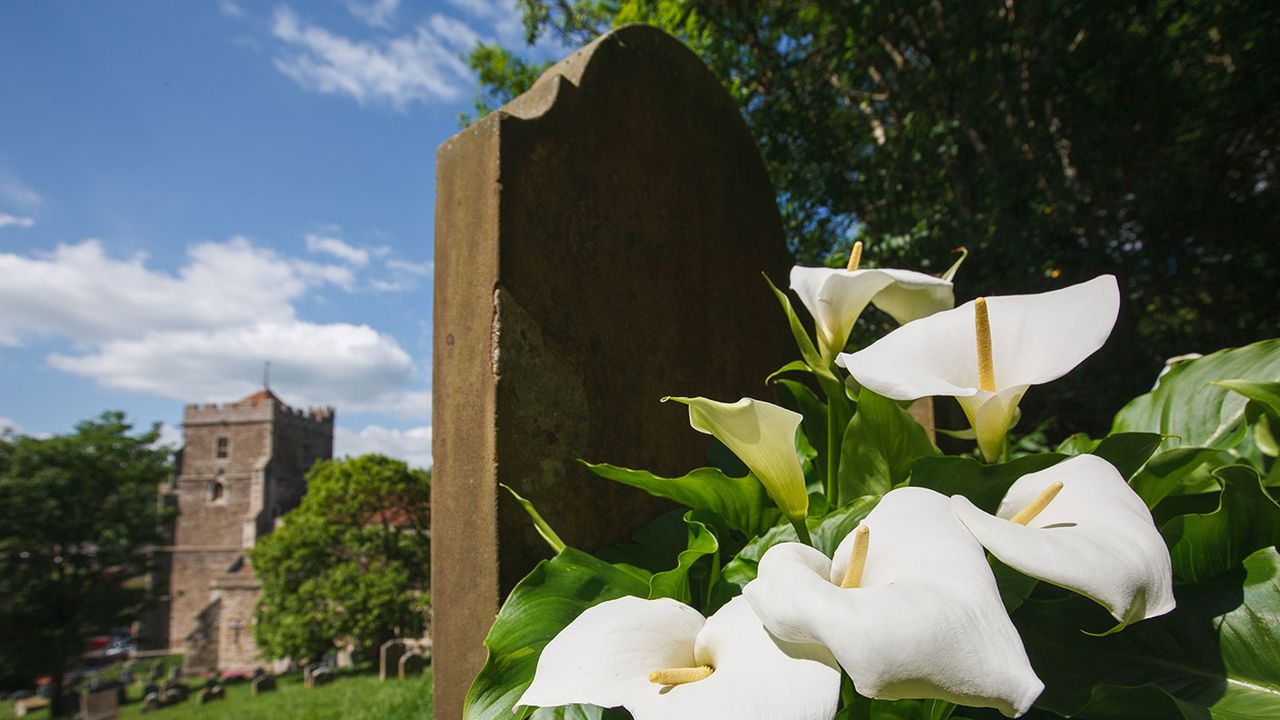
(0, 213, 35, 229)
(0, 236, 422, 416)
(155, 422, 184, 448)
(217, 0, 244, 18)
(335, 423, 432, 468)
(270, 5, 474, 109)
(49, 320, 415, 413)
(345, 0, 400, 28)
(305, 232, 371, 266)
(0, 169, 41, 207)
(427, 14, 481, 51)
(0, 417, 20, 434)
(385, 258, 432, 276)
(0, 237, 348, 345)
(443, 0, 528, 47)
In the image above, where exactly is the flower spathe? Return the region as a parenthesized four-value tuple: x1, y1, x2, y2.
(664, 396, 809, 522)
(790, 265, 955, 361)
(836, 275, 1120, 461)
(743, 487, 1044, 718)
(950, 454, 1176, 627)
(514, 595, 841, 720)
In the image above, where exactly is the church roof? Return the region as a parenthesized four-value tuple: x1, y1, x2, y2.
(235, 388, 282, 407)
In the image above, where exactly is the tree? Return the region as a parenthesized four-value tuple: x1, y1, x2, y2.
(0, 413, 171, 707)
(249, 455, 431, 663)
(467, 0, 1280, 436)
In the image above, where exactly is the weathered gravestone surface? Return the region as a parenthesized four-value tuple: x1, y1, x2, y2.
(399, 652, 425, 680)
(379, 639, 406, 682)
(250, 673, 277, 695)
(432, 22, 792, 719)
(79, 690, 118, 720)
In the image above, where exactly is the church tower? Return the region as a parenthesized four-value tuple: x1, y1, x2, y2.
(161, 389, 333, 671)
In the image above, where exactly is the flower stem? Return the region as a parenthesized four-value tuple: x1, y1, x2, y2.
(790, 517, 814, 548)
(826, 399, 840, 506)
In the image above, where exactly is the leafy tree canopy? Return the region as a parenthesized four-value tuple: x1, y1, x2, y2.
(0, 412, 171, 697)
(466, 0, 1280, 435)
(249, 454, 431, 664)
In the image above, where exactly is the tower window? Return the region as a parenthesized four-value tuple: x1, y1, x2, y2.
(210, 480, 225, 502)
(216, 436, 229, 459)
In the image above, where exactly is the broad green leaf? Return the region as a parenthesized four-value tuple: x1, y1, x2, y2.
(1131, 446, 1226, 508)
(1016, 548, 1280, 719)
(1089, 432, 1164, 480)
(1160, 465, 1280, 584)
(463, 548, 650, 720)
(721, 496, 878, 587)
(1214, 379, 1280, 418)
(909, 453, 1066, 513)
(500, 483, 566, 554)
(1056, 432, 1099, 455)
(1112, 338, 1280, 451)
(581, 460, 781, 536)
(838, 388, 940, 499)
(648, 512, 719, 604)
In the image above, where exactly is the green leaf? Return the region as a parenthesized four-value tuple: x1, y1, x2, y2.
(1089, 432, 1164, 480)
(1214, 379, 1280, 418)
(463, 548, 650, 720)
(1016, 548, 1280, 719)
(838, 388, 940, 499)
(721, 496, 878, 587)
(1160, 465, 1280, 584)
(765, 359, 815, 384)
(1112, 338, 1280, 451)
(648, 512, 719, 604)
(1131, 446, 1227, 508)
(500, 483, 566, 554)
(1056, 432, 1099, 455)
(909, 453, 1066, 513)
(764, 271, 826, 373)
(581, 460, 781, 536)
(774, 378, 828, 489)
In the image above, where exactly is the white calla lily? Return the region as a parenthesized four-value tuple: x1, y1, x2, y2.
(515, 595, 841, 720)
(836, 275, 1120, 460)
(664, 396, 809, 523)
(791, 264, 955, 361)
(950, 454, 1176, 627)
(743, 487, 1043, 718)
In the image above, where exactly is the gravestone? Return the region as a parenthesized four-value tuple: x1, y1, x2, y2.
(250, 671, 276, 691)
(309, 666, 334, 688)
(379, 639, 406, 682)
(399, 652, 425, 680)
(432, 23, 792, 718)
(80, 689, 118, 720)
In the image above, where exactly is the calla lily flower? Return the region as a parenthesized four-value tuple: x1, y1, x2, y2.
(950, 454, 1175, 627)
(515, 595, 841, 720)
(664, 396, 809, 523)
(836, 275, 1119, 461)
(743, 487, 1043, 718)
(791, 264, 955, 361)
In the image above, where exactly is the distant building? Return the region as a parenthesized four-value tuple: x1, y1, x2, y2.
(147, 389, 333, 671)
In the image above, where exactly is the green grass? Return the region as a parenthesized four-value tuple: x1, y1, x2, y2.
(3, 666, 432, 720)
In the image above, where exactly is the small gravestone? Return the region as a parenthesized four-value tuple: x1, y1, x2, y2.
(303, 663, 321, 688)
(379, 640, 407, 682)
(398, 652, 424, 680)
(251, 673, 277, 696)
(431, 23, 791, 717)
(309, 666, 334, 688)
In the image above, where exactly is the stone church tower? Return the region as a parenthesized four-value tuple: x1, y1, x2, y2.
(158, 389, 333, 671)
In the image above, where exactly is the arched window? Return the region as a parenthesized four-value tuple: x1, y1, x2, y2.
(210, 480, 225, 502)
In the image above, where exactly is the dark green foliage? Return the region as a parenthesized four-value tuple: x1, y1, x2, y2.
(467, 0, 1280, 437)
(0, 412, 171, 696)
(249, 455, 430, 663)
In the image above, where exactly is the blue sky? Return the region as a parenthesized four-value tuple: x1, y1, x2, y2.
(0, 0, 555, 467)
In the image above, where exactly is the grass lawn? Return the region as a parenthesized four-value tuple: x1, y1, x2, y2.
(3, 665, 432, 720)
